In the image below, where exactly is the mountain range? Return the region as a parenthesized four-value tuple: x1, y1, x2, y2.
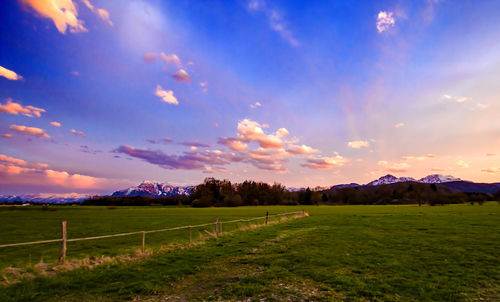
(1, 174, 499, 203)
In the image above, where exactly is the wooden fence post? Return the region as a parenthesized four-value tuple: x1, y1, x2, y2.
(58, 221, 67, 264)
(302, 209, 305, 216)
(265, 211, 269, 225)
(215, 217, 219, 237)
(189, 226, 192, 244)
(142, 231, 146, 253)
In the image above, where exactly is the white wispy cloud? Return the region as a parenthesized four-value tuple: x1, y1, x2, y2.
(247, 0, 299, 46)
(347, 140, 370, 149)
(81, 0, 113, 26)
(376, 11, 395, 33)
(9, 124, 50, 139)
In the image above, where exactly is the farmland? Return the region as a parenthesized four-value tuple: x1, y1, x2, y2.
(1, 203, 499, 301)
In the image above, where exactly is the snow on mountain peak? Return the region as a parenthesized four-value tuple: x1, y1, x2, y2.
(418, 174, 461, 183)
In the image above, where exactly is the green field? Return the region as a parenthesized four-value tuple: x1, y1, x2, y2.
(1, 203, 499, 301)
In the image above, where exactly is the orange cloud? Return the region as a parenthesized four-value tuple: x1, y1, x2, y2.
(481, 167, 500, 173)
(236, 118, 285, 149)
(81, 0, 113, 26)
(0, 154, 27, 166)
(2, 134, 13, 139)
(50, 121, 61, 127)
(70, 129, 85, 137)
(0, 99, 45, 117)
(21, 0, 87, 34)
(9, 124, 50, 139)
(155, 85, 179, 105)
(0, 66, 22, 80)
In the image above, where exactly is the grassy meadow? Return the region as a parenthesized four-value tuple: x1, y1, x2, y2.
(0, 203, 499, 301)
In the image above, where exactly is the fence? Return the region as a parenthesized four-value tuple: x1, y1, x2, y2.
(0, 210, 306, 265)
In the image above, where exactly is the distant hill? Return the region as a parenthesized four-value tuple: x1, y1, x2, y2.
(0, 193, 90, 204)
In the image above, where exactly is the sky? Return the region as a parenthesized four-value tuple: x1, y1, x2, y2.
(1, 0, 499, 195)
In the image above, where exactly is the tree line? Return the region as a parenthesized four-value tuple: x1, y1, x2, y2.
(81, 177, 500, 207)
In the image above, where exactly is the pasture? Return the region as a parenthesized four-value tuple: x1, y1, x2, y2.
(1, 203, 499, 301)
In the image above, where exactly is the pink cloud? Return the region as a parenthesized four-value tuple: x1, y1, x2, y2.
(9, 124, 50, 139)
(301, 155, 348, 170)
(347, 140, 370, 149)
(172, 69, 192, 83)
(286, 144, 319, 155)
(70, 129, 85, 137)
(143, 52, 157, 63)
(81, 0, 113, 26)
(0, 154, 27, 166)
(218, 137, 248, 151)
(0, 99, 45, 117)
(50, 121, 61, 127)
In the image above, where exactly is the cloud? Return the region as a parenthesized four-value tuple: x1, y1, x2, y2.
(81, 0, 113, 26)
(2, 134, 13, 139)
(143, 52, 157, 63)
(247, 0, 298, 46)
(50, 121, 61, 127)
(0, 99, 45, 117)
(0, 66, 23, 80)
(286, 144, 319, 155)
(236, 118, 285, 149)
(160, 52, 182, 68)
(0, 154, 119, 191)
(476, 103, 490, 109)
(70, 71, 79, 76)
(114, 145, 243, 170)
(70, 129, 85, 137)
(347, 140, 370, 149)
(9, 124, 50, 139)
(481, 167, 500, 173)
(486, 153, 496, 157)
(457, 159, 469, 168)
(250, 102, 262, 109)
(203, 167, 228, 174)
(394, 122, 405, 128)
(0, 154, 27, 166)
(21, 0, 87, 34)
(172, 69, 192, 83)
(376, 11, 395, 33)
(443, 94, 470, 103)
(402, 154, 436, 161)
(218, 138, 248, 151)
(385, 162, 410, 173)
(199, 82, 208, 93)
(301, 155, 347, 170)
(155, 85, 179, 105)
(179, 141, 211, 148)
(378, 160, 389, 166)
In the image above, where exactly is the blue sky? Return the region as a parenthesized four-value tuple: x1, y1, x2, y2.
(1, 0, 499, 194)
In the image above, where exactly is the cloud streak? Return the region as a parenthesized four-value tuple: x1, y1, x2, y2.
(9, 124, 50, 139)
(0, 66, 23, 80)
(0, 99, 45, 117)
(376, 11, 395, 33)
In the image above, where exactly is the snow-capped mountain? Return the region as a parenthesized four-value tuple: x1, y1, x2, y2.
(366, 174, 462, 186)
(111, 181, 195, 197)
(418, 174, 461, 183)
(0, 193, 91, 204)
(367, 174, 417, 186)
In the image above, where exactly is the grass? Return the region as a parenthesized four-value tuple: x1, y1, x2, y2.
(1, 203, 499, 301)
